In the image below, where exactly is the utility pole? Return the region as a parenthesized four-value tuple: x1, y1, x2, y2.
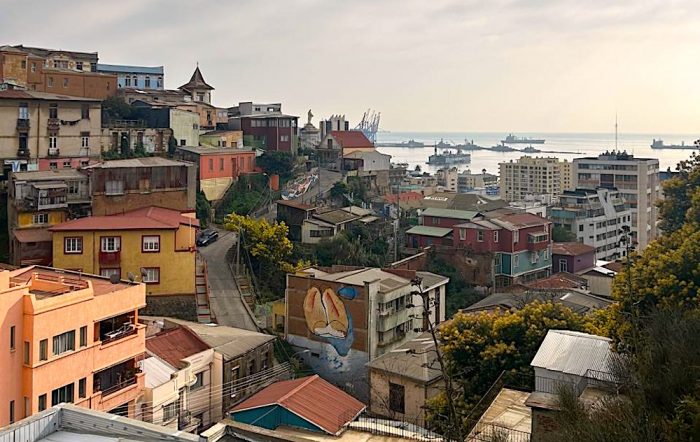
(409, 277, 462, 441)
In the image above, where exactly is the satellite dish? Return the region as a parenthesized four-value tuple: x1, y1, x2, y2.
(109, 274, 120, 284)
(127, 272, 136, 282)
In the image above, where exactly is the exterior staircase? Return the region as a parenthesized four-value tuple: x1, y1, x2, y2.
(195, 254, 213, 323)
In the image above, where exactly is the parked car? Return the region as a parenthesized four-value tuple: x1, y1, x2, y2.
(197, 229, 219, 246)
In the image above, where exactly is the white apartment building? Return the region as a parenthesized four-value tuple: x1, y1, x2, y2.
(549, 188, 633, 261)
(499, 156, 574, 203)
(573, 151, 660, 250)
(436, 167, 458, 192)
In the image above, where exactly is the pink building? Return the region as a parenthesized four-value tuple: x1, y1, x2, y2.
(0, 266, 146, 426)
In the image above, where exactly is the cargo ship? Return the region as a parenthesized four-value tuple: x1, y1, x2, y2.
(650, 139, 697, 150)
(502, 134, 545, 144)
(427, 147, 471, 166)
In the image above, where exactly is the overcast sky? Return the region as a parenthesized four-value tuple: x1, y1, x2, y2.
(1, 0, 697, 133)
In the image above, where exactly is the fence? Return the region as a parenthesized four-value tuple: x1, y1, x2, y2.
(346, 414, 443, 442)
(467, 423, 531, 442)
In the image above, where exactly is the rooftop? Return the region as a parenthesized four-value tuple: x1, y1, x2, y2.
(13, 228, 52, 244)
(49, 206, 199, 232)
(552, 242, 596, 256)
(0, 403, 199, 441)
(367, 333, 441, 383)
(302, 267, 446, 294)
(84, 157, 191, 169)
(489, 212, 549, 230)
(329, 130, 374, 148)
(464, 290, 611, 315)
(176, 145, 255, 156)
(466, 388, 531, 441)
(0, 90, 100, 102)
(405, 225, 453, 238)
(277, 199, 315, 211)
(12, 169, 87, 182)
(159, 318, 275, 360)
(231, 375, 366, 435)
(9, 266, 139, 297)
(313, 207, 362, 225)
(11, 44, 97, 59)
(97, 63, 164, 74)
(178, 66, 214, 91)
(140, 356, 176, 389)
(421, 207, 480, 220)
(146, 326, 210, 368)
(530, 330, 613, 377)
(526, 273, 589, 290)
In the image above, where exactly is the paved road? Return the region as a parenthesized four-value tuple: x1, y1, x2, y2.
(198, 228, 258, 331)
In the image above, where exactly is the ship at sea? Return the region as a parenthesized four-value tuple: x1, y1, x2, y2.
(427, 147, 471, 166)
(377, 139, 425, 148)
(521, 146, 542, 153)
(501, 134, 545, 144)
(490, 143, 518, 152)
(651, 139, 697, 150)
(456, 139, 485, 150)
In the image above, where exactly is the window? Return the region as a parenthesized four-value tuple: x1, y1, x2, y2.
(64, 237, 83, 254)
(39, 339, 47, 361)
(76, 61, 83, 71)
(48, 76, 53, 87)
(142, 236, 160, 252)
(67, 181, 80, 195)
(62, 161, 71, 169)
(494, 231, 499, 242)
(49, 103, 58, 119)
(100, 268, 120, 279)
(559, 259, 568, 272)
(62, 78, 68, 88)
(24, 397, 29, 418)
(180, 139, 186, 146)
(163, 402, 177, 422)
(52, 330, 75, 356)
(10, 325, 15, 351)
(280, 135, 289, 142)
(19, 132, 28, 151)
(23, 341, 29, 365)
(132, 75, 138, 87)
(49, 135, 57, 149)
(578, 224, 584, 232)
(192, 372, 204, 390)
(477, 230, 484, 242)
(157, 76, 162, 88)
(100, 236, 120, 252)
(513, 229, 519, 243)
(105, 180, 124, 195)
(389, 382, 405, 414)
(38, 394, 46, 411)
(544, 248, 549, 260)
(459, 228, 466, 240)
(144, 76, 151, 88)
(531, 251, 539, 264)
(219, 158, 224, 171)
(31, 62, 36, 73)
(142, 268, 160, 284)
(78, 378, 86, 399)
(18, 102, 29, 120)
(80, 132, 89, 148)
(80, 326, 87, 347)
(209, 158, 214, 171)
(124, 76, 131, 87)
(513, 254, 519, 269)
(197, 92, 205, 101)
(9, 400, 14, 424)
(51, 383, 74, 406)
(81, 104, 89, 119)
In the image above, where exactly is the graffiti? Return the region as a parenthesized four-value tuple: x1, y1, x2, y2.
(303, 285, 358, 356)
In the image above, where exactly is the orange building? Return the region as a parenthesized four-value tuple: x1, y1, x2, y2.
(0, 266, 146, 426)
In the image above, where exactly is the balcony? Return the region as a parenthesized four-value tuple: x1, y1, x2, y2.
(99, 250, 121, 266)
(47, 118, 60, 131)
(48, 147, 60, 157)
(527, 232, 550, 251)
(94, 324, 144, 370)
(17, 148, 30, 158)
(17, 118, 30, 131)
(94, 371, 145, 413)
(378, 308, 412, 332)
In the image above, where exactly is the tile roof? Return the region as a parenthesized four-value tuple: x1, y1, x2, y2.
(49, 206, 199, 231)
(330, 130, 373, 148)
(231, 375, 366, 435)
(551, 242, 596, 256)
(383, 191, 423, 204)
(146, 326, 210, 368)
(405, 225, 453, 238)
(530, 330, 613, 377)
(421, 207, 480, 220)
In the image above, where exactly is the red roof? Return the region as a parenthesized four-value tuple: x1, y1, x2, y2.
(231, 375, 366, 435)
(330, 131, 373, 148)
(13, 228, 52, 243)
(146, 326, 210, 368)
(384, 191, 423, 204)
(551, 242, 596, 256)
(49, 206, 199, 232)
(527, 272, 587, 290)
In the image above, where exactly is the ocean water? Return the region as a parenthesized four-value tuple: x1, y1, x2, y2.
(375, 132, 698, 175)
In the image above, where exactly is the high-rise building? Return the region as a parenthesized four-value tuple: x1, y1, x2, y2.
(573, 151, 660, 250)
(549, 188, 633, 261)
(0, 266, 146, 427)
(499, 156, 573, 203)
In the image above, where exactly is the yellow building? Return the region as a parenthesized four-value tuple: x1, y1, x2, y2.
(50, 206, 198, 297)
(199, 130, 244, 148)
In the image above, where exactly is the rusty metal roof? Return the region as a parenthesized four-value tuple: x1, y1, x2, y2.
(231, 375, 366, 435)
(146, 326, 210, 368)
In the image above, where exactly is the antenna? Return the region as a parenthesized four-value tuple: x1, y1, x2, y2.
(615, 112, 618, 151)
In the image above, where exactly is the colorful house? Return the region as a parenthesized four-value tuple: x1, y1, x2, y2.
(0, 266, 146, 426)
(199, 130, 244, 149)
(49, 206, 198, 297)
(316, 130, 374, 167)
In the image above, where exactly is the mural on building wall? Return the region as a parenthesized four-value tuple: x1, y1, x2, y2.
(302, 285, 358, 356)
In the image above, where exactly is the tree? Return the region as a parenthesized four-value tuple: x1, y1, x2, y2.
(256, 151, 295, 180)
(134, 141, 147, 157)
(119, 134, 131, 158)
(552, 225, 576, 242)
(657, 151, 700, 234)
(101, 95, 137, 122)
(426, 301, 599, 435)
(427, 254, 485, 317)
(196, 191, 211, 227)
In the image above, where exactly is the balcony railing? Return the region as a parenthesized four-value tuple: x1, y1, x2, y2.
(17, 148, 30, 158)
(47, 147, 60, 157)
(17, 118, 30, 131)
(99, 250, 121, 266)
(99, 373, 138, 397)
(47, 118, 60, 130)
(101, 323, 137, 345)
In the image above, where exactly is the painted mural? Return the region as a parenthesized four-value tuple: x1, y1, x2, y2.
(302, 286, 358, 356)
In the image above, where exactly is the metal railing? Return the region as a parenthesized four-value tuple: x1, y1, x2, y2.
(99, 373, 138, 397)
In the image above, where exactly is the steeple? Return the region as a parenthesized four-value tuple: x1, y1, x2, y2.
(178, 66, 214, 92)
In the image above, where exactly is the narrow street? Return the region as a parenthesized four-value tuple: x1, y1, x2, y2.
(198, 228, 258, 331)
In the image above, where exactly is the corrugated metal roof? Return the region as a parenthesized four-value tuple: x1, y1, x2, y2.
(231, 375, 366, 435)
(530, 330, 612, 376)
(146, 326, 210, 368)
(49, 206, 199, 231)
(84, 157, 190, 169)
(405, 225, 453, 237)
(421, 207, 479, 220)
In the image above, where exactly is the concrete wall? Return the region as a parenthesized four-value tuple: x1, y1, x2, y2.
(170, 109, 199, 147)
(368, 368, 439, 426)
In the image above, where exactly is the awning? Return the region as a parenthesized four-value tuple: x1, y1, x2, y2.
(32, 182, 68, 190)
(13, 228, 52, 243)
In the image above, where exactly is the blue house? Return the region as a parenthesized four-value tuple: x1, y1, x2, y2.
(97, 64, 165, 90)
(230, 375, 366, 435)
